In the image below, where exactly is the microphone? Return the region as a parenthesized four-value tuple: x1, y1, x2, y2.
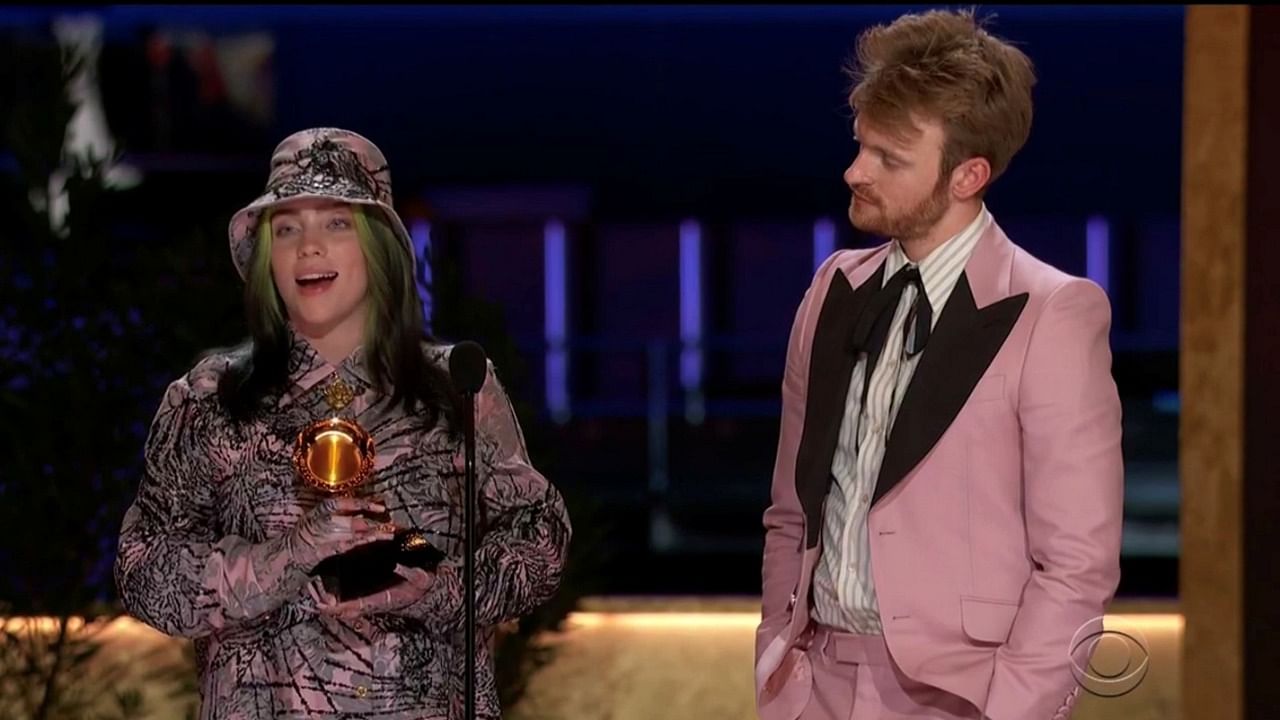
(448, 340, 486, 720)
(449, 340, 488, 395)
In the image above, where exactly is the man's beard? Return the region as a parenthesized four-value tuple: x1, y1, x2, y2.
(849, 176, 950, 242)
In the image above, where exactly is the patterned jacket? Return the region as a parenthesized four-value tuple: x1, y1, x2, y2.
(116, 332, 571, 719)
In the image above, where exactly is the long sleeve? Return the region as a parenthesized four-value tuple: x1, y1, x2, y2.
(405, 361, 571, 631)
(114, 371, 311, 639)
(760, 293, 813, 625)
(983, 279, 1125, 720)
(758, 252, 843, 654)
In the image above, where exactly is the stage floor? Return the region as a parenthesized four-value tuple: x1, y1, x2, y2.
(518, 596, 1179, 720)
(9, 596, 1180, 719)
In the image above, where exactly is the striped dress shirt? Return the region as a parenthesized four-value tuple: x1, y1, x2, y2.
(811, 205, 992, 633)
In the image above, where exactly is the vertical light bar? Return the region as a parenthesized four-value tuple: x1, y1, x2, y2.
(813, 217, 836, 274)
(1086, 215, 1111, 296)
(679, 219, 703, 392)
(544, 218, 570, 424)
(410, 219, 433, 333)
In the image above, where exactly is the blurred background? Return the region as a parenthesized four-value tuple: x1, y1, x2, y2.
(0, 5, 1182, 719)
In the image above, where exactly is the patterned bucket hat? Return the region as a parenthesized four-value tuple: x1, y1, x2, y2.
(227, 127, 415, 280)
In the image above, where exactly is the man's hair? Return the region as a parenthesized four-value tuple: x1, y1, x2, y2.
(846, 8, 1037, 188)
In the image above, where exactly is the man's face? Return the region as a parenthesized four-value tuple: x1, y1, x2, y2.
(843, 114, 953, 243)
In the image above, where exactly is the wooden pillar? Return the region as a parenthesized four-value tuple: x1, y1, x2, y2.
(1181, 5, 1280, 718)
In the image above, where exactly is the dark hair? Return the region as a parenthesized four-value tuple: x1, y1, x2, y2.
(212, 204, 459, 430)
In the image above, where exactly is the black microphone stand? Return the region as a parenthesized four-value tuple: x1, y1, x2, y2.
(449, 340, 486, 720)
(461, 385, 477, 720)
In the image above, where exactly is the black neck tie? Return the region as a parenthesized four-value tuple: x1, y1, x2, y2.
(845, 264, 933, 419)
(848, 264, 933, 361)
(900, 267, 932, 357)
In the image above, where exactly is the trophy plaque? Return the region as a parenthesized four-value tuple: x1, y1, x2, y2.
(294, 377, 445, 601)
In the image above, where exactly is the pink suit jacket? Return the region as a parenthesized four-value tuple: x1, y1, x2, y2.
(755, 220, 1124, 720)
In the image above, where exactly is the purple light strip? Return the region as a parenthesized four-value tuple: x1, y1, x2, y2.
(1086, 215, 1111, 296)
(679, 219, 703, 391)
(410, 219, 433, 333)
(813, 217, 836, 274)
(544, 218, 570, 422)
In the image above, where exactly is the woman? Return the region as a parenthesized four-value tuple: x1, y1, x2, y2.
(115, 127, 571, 719)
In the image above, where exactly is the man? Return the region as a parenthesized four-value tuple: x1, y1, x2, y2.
(755, 9, 1124, 720)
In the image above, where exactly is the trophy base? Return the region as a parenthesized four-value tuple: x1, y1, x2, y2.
(312, 530, 446, 602)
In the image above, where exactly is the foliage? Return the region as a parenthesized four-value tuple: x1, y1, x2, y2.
(0, 34, 604, 718)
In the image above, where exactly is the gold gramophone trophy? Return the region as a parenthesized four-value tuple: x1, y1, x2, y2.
(293, 377, 444, 601)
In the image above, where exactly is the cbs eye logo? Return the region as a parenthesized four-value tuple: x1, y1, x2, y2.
(1068, 617, 1151, 697)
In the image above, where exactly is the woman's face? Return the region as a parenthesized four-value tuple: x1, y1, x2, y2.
(268, 198, 370, 342)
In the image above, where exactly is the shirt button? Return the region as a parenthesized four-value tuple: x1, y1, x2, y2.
(861, 494, 869, 505)
(356, 685, 368, 698)
(353, 620, 365, 632)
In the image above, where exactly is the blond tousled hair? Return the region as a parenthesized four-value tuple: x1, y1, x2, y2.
(846, 8, 1037, 189)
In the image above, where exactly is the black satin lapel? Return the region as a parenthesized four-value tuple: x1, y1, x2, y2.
(872, 274, 1028, 506)
(795, 264, 885, 548)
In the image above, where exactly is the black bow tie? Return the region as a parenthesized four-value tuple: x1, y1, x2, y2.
(848, 264, 933, 359)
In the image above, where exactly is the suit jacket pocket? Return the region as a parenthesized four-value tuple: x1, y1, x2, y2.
(960, 595, 1020, 644)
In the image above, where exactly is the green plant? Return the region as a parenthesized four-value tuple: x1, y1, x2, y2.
(0, 30, 605, 718)
(0, 37, 215, 720)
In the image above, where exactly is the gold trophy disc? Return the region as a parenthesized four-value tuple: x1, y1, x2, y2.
(293, 377, 430, 557)
(293, 378, 374, 494)
(293, 416, 376, 494)
(294, 377, 441, 601)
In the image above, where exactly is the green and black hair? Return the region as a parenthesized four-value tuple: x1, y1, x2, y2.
(215, 204, 459, 429)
